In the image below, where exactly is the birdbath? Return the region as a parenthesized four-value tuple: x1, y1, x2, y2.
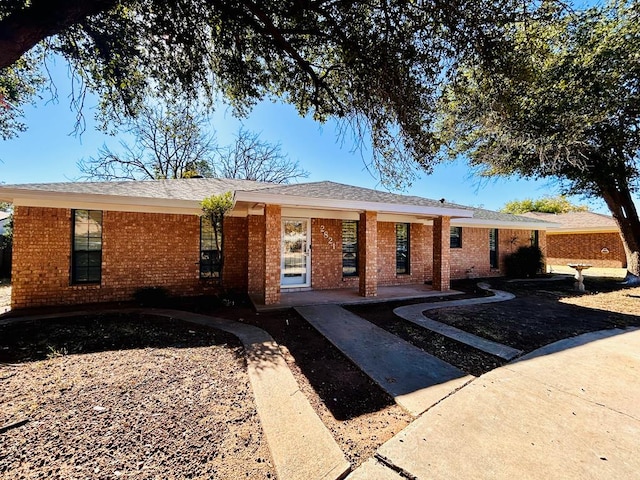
(568, 263, 592, 292)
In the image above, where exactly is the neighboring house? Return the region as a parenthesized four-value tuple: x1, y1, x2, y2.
(0, 178, 553, 309)
(521, 211, 626, 268)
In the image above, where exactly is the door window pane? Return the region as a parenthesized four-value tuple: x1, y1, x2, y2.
(342, 220, 358, 277)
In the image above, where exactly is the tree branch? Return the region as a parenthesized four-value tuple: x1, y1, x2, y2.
(0, 0, 120, 69)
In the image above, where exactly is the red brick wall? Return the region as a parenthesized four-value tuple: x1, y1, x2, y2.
(359, 211, 378, 296)
(263, 205, 281, 304)
(310, 219, 350, 289)
(11, 207, 220, 309)
(546, 232, 626, 268)
(448, 227, 546, 280)
(433, 216, 451, 290)
(222, 216, 248, 291)
(247, 215, 266, 298)
(450, 227, 491, 279)
(376, 222, 427, 286)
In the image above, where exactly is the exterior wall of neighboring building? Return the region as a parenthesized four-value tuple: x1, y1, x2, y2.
(546, 232, 626, 268)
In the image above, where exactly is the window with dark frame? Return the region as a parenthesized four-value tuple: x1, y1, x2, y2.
(450, 226, 462, 248)
(71, 209, 102, 284)
(489, 228, 499, 269)
(342, 220, 358, 277)
(200, 216, 221, 278)
(396, 223, 410, 275)
(530, 230, 539, 248)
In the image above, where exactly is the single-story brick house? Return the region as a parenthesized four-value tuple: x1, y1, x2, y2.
(0, 178, 553, 309)
(521, 211, 626, 269)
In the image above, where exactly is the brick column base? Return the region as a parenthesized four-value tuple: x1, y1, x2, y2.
(358, 211, 378, 297)
(433, 216, 451, 291)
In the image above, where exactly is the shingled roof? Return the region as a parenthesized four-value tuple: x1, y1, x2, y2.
(520, 211, 618, 233)
(0, 177, 554, 227)
(0, 178, 272, 202)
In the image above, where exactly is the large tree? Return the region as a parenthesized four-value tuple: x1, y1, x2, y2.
(0, 0, 530, 187)
(77, 102, 308, 182)
(436, 1, 640, 279)
(501, 196, 589, 215)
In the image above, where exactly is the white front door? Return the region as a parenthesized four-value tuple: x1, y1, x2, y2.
(281, 219, 311, 287)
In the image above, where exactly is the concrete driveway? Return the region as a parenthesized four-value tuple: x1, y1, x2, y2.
(350, 328, 640, 479)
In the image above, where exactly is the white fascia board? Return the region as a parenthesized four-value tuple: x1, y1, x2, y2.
(234, 190, 473, 218)
(7, 189, 203, 215)
(451, 217, 557, 230)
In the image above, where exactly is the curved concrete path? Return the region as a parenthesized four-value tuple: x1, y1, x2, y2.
(394, 283, 523, 360)
(296, 304, 473, 417)
(349, 327, 640, 479)
(1, 309, 350, 480)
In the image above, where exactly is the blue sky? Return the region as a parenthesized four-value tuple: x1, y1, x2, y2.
(0, 58, 610, 213)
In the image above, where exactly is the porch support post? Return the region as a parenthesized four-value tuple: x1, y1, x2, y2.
(247, 214, 265, 300)
(433, 216, 451, 291)
(263, 204, 282, 305)
(358, 211, 378, 297)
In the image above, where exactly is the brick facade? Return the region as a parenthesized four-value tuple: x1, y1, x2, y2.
(263, 205, 282, 304)
(10, 205, 552, 309)
(432, 216, 451, 290)
(359, 211, 378, 297)
(449, 227, 548, 279)
(546, 232, 626, 268)
(376, 222, 428, 286)
(11, 207, 222, 309)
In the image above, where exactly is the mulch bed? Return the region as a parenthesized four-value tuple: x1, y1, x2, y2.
(348, 277, 640, 374)
(0, 314, 275, 479)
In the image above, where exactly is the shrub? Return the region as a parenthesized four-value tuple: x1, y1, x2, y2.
(504, 245, 544, 278)
(133, 286, 172, 307)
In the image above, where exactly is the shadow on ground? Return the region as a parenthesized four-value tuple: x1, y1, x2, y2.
(0, 313, 242, 364)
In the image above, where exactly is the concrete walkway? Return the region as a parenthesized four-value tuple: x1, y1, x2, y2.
(1, 309, 350, 480)
(394, 283, 522, 360)
(349, 327, 640, 479)
(296, 304, 473, 416)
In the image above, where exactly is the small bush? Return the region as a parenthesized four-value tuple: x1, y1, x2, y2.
(133, 286, 172, 307)
(504, 245, 544, 278)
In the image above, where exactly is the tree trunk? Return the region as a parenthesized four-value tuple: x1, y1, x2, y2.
(0, 0, 118, 69)
(601, 183, 640, 282)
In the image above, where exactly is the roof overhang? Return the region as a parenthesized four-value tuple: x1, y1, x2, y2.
(452, 217, 557, 230)
(1, 188, 202, 215)
(233, 190, 474, 218)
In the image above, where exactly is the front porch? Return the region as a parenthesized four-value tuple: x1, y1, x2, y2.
(251, 284, 462, 312)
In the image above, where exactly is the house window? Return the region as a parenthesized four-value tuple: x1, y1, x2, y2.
(450, 226, 462, 248)
(200, 216, 221, 278)
(396, 223, 410, 275)
(342, 220, 358, 277)
(489, 228, 499, 269)
(530, 230, 539, 248)
(71, 209, 102, 284)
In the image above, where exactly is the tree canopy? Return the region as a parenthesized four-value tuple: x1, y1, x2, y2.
(436, 0, 640, 277)
(501, 196, 589, 215)
(0, 0, 530, 187)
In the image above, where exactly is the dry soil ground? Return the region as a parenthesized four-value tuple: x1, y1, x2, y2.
(1, 275, 639, 479)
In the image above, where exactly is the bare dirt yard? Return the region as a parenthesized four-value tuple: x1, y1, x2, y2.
(0, 279, 10, 312)
(2, 274, 638, 478)
(0, 314, 275, 479)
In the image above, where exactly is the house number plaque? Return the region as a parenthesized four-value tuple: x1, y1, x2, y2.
(319, 224, 336, 250)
